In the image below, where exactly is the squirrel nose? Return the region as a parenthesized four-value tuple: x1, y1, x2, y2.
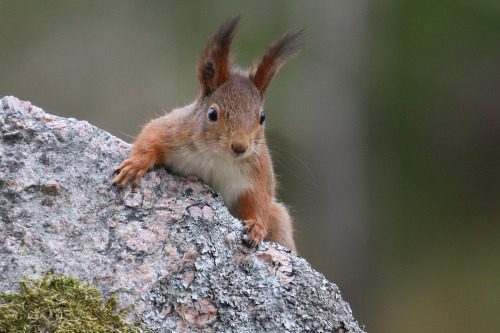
(231, 143, 248, 155)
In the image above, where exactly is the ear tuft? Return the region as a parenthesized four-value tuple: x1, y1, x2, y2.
(198, 16, 242, 96)
(251, 29, 304, 97)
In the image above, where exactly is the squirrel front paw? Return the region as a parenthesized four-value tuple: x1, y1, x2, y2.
(112, 157, 150, 187)
(242, 219, 266, 247)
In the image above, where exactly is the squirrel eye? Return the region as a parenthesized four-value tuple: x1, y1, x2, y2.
(259, 111, 265, 125)
(208, 107, 218, 122)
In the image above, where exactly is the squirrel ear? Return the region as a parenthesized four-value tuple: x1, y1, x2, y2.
(198, 16, 241, 96)
(251, 30, 304, 97)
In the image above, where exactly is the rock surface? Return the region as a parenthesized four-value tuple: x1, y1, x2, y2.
(0, 96, 366, 332)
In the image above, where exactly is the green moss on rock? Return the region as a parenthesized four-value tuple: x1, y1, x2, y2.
(0, 272, 146, 332)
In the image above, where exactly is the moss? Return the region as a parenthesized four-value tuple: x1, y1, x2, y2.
(0, 272, 147, 332)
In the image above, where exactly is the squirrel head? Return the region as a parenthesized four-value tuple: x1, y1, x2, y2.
(194, 16, 303, 160)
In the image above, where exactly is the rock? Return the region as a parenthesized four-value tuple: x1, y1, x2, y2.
(0, 96, 366, 332)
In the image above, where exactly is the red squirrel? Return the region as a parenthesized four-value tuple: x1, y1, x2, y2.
(113, 16, 302, 252)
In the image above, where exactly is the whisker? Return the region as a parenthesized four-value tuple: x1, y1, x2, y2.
(118, 131, 137, 140)
(190, 144, 219, 158)
(267, 145, 333, 194)
(269, 149, 303, 181)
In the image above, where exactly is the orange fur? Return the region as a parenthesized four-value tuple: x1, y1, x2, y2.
(198, 16, 241, 97)
(114, 17, 302, 252)
(251, 30, 304, 97)
(238, 156, 272, 246)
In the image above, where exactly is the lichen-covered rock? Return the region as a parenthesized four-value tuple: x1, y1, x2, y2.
(0, 96, 366, 332)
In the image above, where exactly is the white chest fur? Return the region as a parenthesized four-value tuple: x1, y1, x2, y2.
(167, 147, 253, 213)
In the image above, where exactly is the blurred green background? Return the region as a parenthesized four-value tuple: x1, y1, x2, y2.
(1, 1, 499, 332)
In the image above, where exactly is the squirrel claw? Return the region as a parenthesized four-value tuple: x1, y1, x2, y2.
(248, 238, 257, 247)
(243, 219, 265, 248)
(112, 156, 152, 188)
(112, 158, 149, 188)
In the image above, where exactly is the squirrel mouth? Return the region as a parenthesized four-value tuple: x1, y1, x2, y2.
(233, 153, 245, 159)
(231, 150, 243, 158)
(232, 149, 251, 159)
